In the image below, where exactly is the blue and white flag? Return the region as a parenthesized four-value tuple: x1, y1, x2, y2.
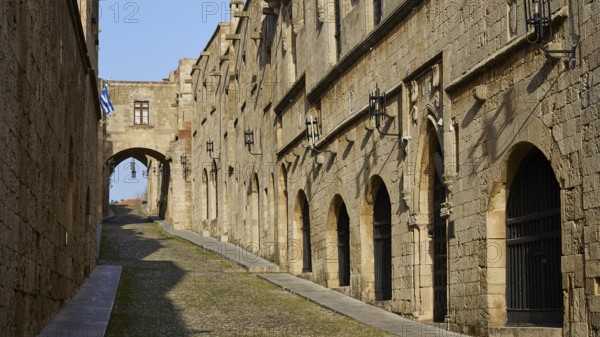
(100, 84, 115, 116)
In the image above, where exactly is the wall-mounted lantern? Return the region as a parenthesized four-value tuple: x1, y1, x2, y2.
(244, 129, 262, 155)
(153, 166, 157, 176)
(524, 0, 577, 59)
(368, 84, 401, 137)
(304, 114, 337, 158)
(369, 84, 386, 129)
(524, 0, 551, 44)
(180, 155, 189, 178)
(129, 157, 137, 179)
(244, 129, 254, 149)
(305, 115, 319, 149)
(206, 140, 219, 160)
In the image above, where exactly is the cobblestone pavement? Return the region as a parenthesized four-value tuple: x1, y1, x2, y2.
(99, 205, 394, 337)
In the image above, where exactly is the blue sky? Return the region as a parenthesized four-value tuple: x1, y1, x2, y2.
(102, 1, 224, 200)
(109, 159, 148, 202)
(99, 0, 225, 81)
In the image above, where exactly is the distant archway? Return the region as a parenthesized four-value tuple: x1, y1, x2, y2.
(104, 147, 170, 219)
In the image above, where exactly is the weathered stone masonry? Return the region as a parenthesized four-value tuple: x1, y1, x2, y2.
(0, 1, 101, 336)
(101, 0, 600, 336)
(186, 0, 600, 336)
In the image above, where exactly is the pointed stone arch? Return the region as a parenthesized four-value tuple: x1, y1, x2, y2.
(409, 119, 447, 322)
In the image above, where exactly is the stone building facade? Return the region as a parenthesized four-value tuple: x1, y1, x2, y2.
(185, 0, 600, 336)
(103, 59, 195, 229)
(0, 0, 102, 336)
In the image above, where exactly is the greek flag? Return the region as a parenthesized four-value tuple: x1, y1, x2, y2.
(100, 84, 115, 116)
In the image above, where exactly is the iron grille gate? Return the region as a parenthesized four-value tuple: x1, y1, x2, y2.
(302, 201, 312, 272)
(433, 171, 448, 322)
(338, 203, 351, 287)
(506, 149, 563, 325)
(374, 186, 392, 301)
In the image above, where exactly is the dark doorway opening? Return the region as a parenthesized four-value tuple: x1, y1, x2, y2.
(374, 184, 392, 301)
(506, 148, 562, 326)
(337, 202, 350, 287)
(433, 163, 448, 323)
(302, 199, 312, 273)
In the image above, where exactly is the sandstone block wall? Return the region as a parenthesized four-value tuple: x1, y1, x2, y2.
(0, 1, 101, 335)
(153, 0, 600, 336)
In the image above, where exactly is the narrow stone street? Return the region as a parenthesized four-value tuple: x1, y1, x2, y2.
(99, 205, 394, 337)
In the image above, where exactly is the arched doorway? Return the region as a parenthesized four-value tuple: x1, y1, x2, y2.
(373, 184, 391, 301)
(251, 174, 260, 253)
(337, 201, 350, 287)
(202, 169, 209, 220)
(292, 190, 311, 274)
(325, 195, 351, 288)
(506, 148, 562, 325)
(267, 174, 276, 260)
(302, 199, 312, 273)
(432, 154, 447, 323)
(412, 120, 447, 321)
(209, 160, 218, 220)
(105, 147, 170, 220)
(278, 165, 289, 266)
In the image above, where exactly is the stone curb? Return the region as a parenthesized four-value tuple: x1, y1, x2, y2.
(258, 273, 471, 337)
(36, 265, 122, 337)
